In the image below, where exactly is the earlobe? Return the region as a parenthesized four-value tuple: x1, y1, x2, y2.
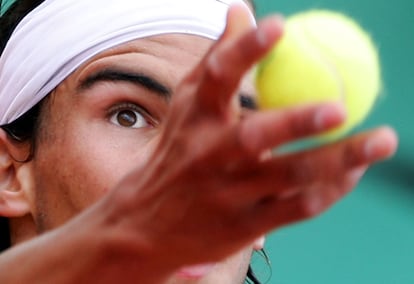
(0, 188, 31, 217)
(0, 129, 32, 218)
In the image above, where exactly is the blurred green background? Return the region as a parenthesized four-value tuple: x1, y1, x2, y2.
(253, 0, 414, 283)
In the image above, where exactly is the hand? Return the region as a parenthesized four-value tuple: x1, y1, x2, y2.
(93, 3, 398, 274)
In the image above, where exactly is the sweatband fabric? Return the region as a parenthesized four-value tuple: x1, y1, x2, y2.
(0, 0, 255, 125)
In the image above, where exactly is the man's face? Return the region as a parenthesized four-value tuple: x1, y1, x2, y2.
(24, 34, 260, 283)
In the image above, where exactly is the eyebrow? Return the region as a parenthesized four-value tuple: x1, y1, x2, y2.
(78, 68, 171, 100)
(78, 68, 256, 110)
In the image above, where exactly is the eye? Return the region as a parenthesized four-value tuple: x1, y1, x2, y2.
(109, 103, 150, 128)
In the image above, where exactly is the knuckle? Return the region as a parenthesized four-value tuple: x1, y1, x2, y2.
(286, 157, 315, 185)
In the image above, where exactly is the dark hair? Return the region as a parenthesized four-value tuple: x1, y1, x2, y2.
(0, 1, 268, 283)
(0, 0, 45, 53)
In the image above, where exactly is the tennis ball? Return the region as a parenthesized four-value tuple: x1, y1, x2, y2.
(255, 10, 381, 140)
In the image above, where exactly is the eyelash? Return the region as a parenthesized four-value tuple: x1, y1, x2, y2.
(107, 102, 156, 128)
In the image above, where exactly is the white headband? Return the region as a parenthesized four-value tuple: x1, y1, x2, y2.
(0, 0, 254, 125)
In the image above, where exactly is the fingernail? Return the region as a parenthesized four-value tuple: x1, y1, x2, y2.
(364, 137, 387, 159)
(314, 108, 327, 130)
(258, 15, 285, 47)
(256, 29, 268, 47)
(207, 52, 221, 77)
(314, 106, 333, 130)
(314, 104, 345, 130)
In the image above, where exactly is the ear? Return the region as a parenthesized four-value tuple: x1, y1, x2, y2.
(0, 129, 33, 218)
(253, 236, 266, 251)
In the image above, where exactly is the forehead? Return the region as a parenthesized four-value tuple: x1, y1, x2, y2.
(84, 34, 213, 65)
(71, 33, 215, 89)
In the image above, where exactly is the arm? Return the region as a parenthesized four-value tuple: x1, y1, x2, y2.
(0, 212, 175, 284)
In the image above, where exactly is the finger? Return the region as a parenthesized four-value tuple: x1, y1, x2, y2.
(247, 183, 346, 231)
(222, 126, 397, 203)
(238, 102, 346, 156)
(269, 126, 396, 186)
(197, 10, 284, 114)
(221, 3, 257, 41)
(241, 165, 368, 233)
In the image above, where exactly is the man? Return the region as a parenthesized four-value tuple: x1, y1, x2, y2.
(0, 0, 397, 283)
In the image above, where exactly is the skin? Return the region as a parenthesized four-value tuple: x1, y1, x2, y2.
(0, 5, 398, 284)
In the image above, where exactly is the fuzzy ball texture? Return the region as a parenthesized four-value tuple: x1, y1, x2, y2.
(256, 10, 381, 140)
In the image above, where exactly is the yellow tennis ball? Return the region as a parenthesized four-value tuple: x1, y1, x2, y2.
(255, 10, 381, 140)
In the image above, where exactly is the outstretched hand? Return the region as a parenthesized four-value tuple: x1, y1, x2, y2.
(90, 2, 397, 279)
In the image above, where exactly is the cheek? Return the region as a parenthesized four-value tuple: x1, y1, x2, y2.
(32, 121, 157, 231)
